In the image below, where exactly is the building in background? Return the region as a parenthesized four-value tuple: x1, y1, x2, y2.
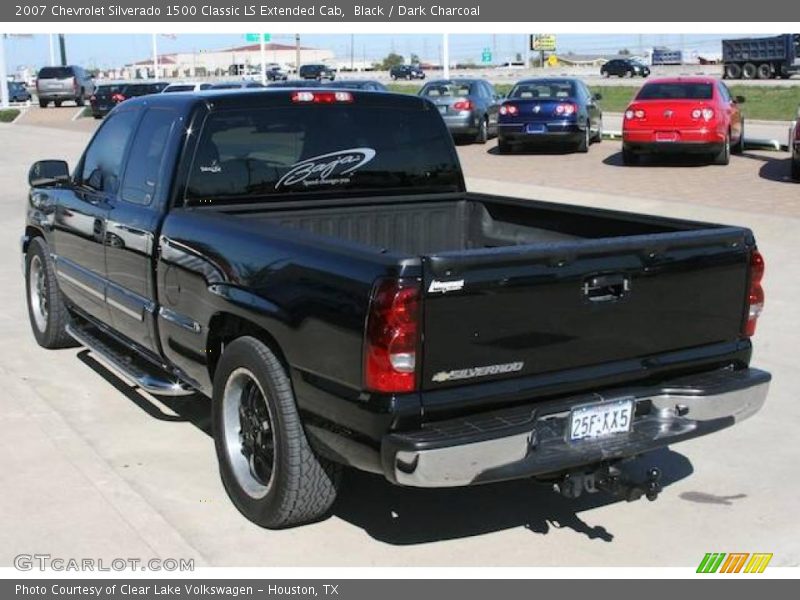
(118, 42, 335, 79)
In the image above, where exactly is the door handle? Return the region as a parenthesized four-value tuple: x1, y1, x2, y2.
(582, 274, 631, 303)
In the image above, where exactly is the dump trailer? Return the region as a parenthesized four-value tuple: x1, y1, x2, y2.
(722, 34, 800, 80)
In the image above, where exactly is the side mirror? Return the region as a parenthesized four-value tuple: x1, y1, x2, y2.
(593, 92, 603, 101)
(29, 160, 69, 187)
(735, 95, 746, 104)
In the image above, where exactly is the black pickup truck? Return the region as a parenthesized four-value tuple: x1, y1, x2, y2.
(23, 88, 770, 528)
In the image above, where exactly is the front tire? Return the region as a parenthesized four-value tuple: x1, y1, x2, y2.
(212, 336, 341, 529)
(732, 121, 745, 154)
(791, 159, 800, 181)
(38, 99, 48, 108)
(25, 238, 75, 349)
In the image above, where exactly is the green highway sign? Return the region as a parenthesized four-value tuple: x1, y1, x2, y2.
(482, 48, 492, 63)
(245, 33, 271, 43)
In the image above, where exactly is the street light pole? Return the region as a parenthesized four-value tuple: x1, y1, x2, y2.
(260, 34, 266, 85)
(152, 34, 158, 79)
(443, 33, 450, 79)
(295, 34, 301, 76)
(58, 34, 67, 66)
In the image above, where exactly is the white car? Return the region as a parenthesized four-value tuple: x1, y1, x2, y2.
(162, 81, 214, 93)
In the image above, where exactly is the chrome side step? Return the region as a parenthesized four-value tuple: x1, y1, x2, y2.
(66, 323, 195, 397)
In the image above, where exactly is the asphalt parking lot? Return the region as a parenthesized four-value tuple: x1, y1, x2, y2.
(1, 118, 798, 568)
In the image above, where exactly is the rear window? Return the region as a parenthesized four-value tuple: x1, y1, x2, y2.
(164, 85, 195, 93)
(509, 81, 575, 99)
(38, 67, 73, 79)
(96, 84, 124, 94)
(123, 83, 165, 96)
(636, 83, 714, 100)
(185, 104, 461, 205)
(421, 83, 472, 97)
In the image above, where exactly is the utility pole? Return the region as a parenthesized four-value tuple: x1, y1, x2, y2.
(295, 33, 300, 76)
(350, 34, 354, 71)
(151, 34, 158, 79)
(48, 34, 55, 66)
(0, 35, 9, 109)
(58, 34, 67, 66)
(443, 33, 450, 79)
(260, 34, 266, 85)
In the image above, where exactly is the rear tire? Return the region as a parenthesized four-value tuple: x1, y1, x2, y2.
(622, 146, 639, 166)
(497, 138, 512, 154)
(756, 63, 772, 80)
(593, 119, 603, 143)
(76, 92, 85, 107)
(475, 116, 488, 144)
(54, 100, 62, 108)
(791, 159, 800, 181)
(212, 336, 341, 529)
(38, 99, 47, 108)
(742, 62, 757, 80)
(25, 238, 75, 349)
(713, 133, 731, 165)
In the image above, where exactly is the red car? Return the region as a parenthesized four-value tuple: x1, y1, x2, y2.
(622, 77, 745, 166)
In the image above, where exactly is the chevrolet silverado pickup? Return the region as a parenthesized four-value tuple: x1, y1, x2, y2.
(23, 88, 770, 528)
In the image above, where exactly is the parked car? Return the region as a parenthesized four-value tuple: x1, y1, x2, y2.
(326, 79, 388, 91)
(622, 77, 745, 166)
(8, 81, 32, 103)
(496, 78, 603, 153)
(90, 81, 169, 118)
(390, 64, 426, 80)
(209, 80, 265, 90)
(601, 58, 651, 78)
(35, 65, 95, 108)
(418, 78, 500, 144)
(23, 87, 770, 528)
(791, 111, 800, 180)
(298, 64, 336, 81)
(162, 81, 214, 93)
(266, 66, 288, 81)
(266, 80, 323, 89)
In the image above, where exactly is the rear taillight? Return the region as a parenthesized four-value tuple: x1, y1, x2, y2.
(625, 107, 646, 120)
(453, 99, 473, 111)
(499, 104, 518, 116)
(364, 278, 421, 393)
(744, 250, 765, 337)
(554, 103, 577, 116)
(691, 107, 715, 121)
(111, 93, 126, 103)
(291, 91, 353, 103)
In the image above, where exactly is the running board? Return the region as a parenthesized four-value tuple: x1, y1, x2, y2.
(66, 323, 195, 397)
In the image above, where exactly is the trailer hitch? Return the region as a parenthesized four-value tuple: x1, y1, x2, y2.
(554, 463, 662, 502)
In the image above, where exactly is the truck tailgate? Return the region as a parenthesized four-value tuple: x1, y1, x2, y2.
(421, 228, 750, 391)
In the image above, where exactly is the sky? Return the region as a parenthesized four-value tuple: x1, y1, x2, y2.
(4, 33, 758, 72)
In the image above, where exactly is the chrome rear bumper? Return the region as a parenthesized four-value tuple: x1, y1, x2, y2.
(382, 367, 770, 487)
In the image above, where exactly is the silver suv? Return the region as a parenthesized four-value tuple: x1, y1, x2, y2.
(36, 65, 95, 108)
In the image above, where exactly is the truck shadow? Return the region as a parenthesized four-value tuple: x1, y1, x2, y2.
(77, 351, 694, 545)
(332, 448, 693, 546)
(738, 152, 798, 184)
(77, 351, 213, 436)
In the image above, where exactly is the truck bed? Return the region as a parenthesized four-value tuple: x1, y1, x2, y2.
(244, 194, 699, 256)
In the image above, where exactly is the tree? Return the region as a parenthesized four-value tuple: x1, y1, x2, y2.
(380, 52, 405, 70)
(410, 53, 421, 65)
(618, 48, 631, 55)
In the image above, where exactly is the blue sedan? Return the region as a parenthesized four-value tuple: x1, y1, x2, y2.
(497, 78, 603, 154)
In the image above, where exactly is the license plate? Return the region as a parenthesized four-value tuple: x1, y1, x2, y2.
(655, 131, 678, 142)
(569, 399, 634, 441)
(526, 123, 546, 133)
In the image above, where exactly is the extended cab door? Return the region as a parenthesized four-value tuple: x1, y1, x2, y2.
(105, 107, 180, 352)
(53, 108, 140, 325)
